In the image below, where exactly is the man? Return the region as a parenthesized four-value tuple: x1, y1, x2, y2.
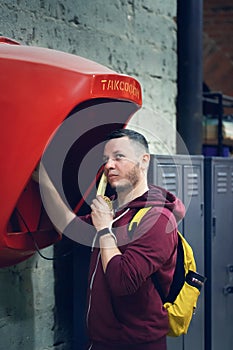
(39, 129, 185, 350)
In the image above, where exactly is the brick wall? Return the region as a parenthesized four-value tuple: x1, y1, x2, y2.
(0, 0, 178, 154)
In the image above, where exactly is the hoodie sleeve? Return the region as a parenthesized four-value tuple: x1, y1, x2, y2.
(105, 207, 178, 296)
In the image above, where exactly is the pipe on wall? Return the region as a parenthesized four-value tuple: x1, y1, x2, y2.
(177, 0, 203, 155)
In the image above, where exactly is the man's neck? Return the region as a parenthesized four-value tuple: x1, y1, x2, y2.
(117, 181, 149, 209)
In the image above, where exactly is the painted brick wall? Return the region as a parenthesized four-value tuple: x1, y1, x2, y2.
(0, 1, 177, 349)
(0, 0, 178, 154)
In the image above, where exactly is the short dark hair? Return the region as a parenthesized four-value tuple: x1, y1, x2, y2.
(105, 128, 149, 153)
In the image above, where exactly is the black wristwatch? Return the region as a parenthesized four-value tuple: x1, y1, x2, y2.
(97, 228, 110, 238)
(97, 228, 117, 244)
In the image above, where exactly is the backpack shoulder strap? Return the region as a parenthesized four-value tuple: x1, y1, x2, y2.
(128, 206, 152, 232)
(177, 231, 196, 274)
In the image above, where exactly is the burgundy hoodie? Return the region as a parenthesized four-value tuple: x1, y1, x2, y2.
(86, 185, 185, 349)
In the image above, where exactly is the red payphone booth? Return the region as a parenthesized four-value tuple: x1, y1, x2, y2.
(0, 37, 142, 268)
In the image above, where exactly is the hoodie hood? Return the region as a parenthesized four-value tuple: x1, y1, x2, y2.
(121, 184, 185, 224)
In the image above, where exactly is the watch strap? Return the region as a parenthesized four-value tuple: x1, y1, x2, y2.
(97, 228, 110, 237)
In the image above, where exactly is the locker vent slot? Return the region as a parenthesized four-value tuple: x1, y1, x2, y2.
(217, 171, 227, 193)
(187, 173, 199, 196)
(161, 172, 177, 195)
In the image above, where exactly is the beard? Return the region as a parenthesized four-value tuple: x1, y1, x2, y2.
(111, 162, 141, 193)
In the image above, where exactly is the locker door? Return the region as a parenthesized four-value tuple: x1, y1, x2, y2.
(156, 164, 183, 198)
(211, 161, 233, 350)
(149, 155, 183, 205)
(149, 155, 205, 350)
(183, 161, 205, 350)
(149, 156, 183, 350)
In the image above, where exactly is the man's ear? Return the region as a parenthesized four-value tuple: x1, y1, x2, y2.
(141, 153, 150, 170)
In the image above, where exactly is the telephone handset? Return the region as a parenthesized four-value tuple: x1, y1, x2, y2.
(96, 172, 112, 210)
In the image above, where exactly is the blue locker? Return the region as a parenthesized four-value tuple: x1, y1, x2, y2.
(204, 157, 233, 350)
(149, 155, 205, 350)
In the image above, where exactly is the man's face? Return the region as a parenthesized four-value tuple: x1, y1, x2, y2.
(103, 136, 144, 192)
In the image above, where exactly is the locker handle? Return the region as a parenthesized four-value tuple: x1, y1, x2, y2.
(223, 285, 233, 295)
(212, 216, 216, 237)
(200, 202, 204, 217)
(226, 264, 233, 282)
(223, 265, 233, 295)
(226, 264, 233, 274)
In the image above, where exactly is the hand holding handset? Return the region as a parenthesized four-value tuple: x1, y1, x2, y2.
(97, 173, 112, 210)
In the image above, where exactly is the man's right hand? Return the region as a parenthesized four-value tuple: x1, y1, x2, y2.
(90, 195, 113, 232)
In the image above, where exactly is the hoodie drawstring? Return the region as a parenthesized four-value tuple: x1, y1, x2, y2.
(87, 208, 130, 329)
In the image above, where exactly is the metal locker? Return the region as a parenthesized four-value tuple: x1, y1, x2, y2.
(182, 160, 205, 350)
(149, 155, 205, 350)
(204, 157, 233, 350)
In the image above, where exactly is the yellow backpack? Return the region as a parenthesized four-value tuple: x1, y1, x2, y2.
(128, 207, 206, 337)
